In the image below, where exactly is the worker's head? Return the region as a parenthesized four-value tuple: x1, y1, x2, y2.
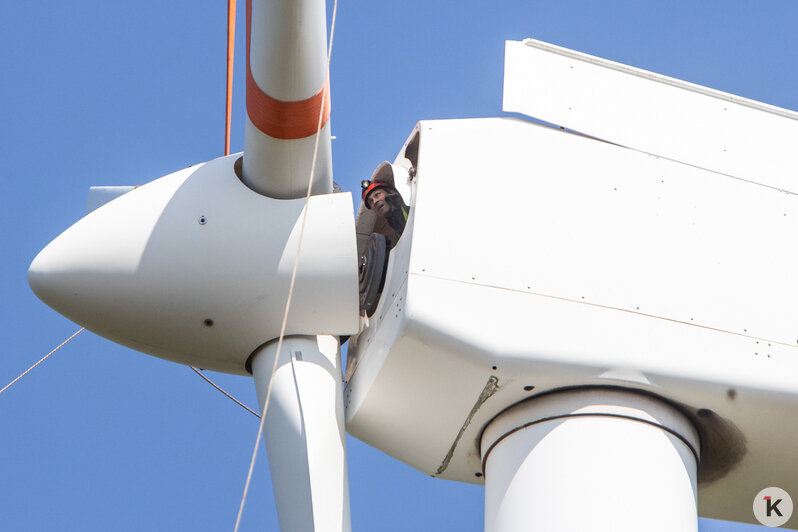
(362, 180, 395, 217)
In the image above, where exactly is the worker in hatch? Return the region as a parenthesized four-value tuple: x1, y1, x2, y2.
(361, 178, 410, 248)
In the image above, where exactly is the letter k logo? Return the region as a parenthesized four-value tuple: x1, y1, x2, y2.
(754, 487, 792, 527)
(765, 496, 783, 517)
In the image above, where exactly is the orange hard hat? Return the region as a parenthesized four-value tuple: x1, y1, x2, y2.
(361, 180, 393, 205)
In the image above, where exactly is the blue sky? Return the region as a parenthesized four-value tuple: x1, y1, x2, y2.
(2, 1, 796, 530)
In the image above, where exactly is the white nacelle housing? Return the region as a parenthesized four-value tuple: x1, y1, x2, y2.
(345, 40, 798, 528)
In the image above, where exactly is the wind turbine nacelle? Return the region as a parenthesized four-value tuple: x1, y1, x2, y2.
(345, 39, 798, 528)
(29, 155, 360, 375)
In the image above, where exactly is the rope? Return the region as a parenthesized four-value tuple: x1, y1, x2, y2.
(190, 366, 260, 418)
(233, 0, 340, 528)
(225, 0, 237, 156)
(0, 328, 85, 396)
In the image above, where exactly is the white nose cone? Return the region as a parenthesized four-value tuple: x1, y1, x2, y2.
(29, 167, 187, 336)
(29, 155, 359, 375)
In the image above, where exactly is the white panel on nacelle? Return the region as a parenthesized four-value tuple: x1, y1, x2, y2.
(503, 39, 798, 194)
(345, 116, 798, 528)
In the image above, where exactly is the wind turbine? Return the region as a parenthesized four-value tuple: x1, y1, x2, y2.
(23, 1, 798, 531)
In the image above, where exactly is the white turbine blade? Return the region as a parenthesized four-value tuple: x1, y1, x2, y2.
(252, 335, 351, 532)
(243, 0, 332, 198)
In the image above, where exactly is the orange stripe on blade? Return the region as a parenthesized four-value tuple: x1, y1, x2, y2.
(246, 72, 330, 140)
(245, 0, 330, 140)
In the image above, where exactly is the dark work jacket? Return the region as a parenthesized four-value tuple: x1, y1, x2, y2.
(376, 194, 410, 248)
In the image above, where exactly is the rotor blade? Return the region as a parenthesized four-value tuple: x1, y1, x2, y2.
(242, 0, 332, 199)
(251, 336, 351, 531)
(225, 0, 236, 156)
